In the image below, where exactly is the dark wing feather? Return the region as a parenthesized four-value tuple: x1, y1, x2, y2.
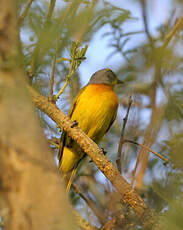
(105, 110, 117, 134)
(57, 87, 86, 163)
(57, 131, 67, 163)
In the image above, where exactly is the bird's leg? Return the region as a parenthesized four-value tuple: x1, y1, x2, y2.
(71, 120, 78, 128)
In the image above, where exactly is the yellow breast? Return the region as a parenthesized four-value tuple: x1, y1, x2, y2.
(70, 84, 118, 143)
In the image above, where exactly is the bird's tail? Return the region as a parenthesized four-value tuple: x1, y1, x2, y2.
(59, 147, 79, 173)
(59, 147, 80, 193)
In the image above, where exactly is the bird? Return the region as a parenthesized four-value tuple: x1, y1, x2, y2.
(58, 68, 123, 190)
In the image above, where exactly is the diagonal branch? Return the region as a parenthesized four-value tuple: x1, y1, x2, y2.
(162, 15, 183, 49)
(29, 86, 157, 228)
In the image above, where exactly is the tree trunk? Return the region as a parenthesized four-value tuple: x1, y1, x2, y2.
(0, 1, 76, 230)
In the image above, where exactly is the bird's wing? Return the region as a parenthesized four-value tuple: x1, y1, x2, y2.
(68, 86, 86, 117)
(57, 87, 86, 163)
(57, 131, 66, 163)
(105, 109, 117, 134)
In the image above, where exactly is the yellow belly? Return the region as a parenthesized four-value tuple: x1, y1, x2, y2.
(60, 84, 118, 172)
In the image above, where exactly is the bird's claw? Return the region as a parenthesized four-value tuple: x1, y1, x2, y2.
(71, 120, 78, 128)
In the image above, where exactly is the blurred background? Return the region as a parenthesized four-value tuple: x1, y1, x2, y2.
(18, 0, 183, 229)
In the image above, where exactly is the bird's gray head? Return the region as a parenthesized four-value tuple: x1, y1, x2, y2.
(88, 69, 123, 86)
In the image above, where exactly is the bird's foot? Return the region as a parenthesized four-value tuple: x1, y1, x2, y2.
(71, 120, 78, 128)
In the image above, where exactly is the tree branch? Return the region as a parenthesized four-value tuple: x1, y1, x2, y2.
(49, 48, 57, 100)
(162, 15, 183, 49)
(18, 0, 34, 26)
(141, 0, 154, 48)
(28, 0, 60, 78)
(124, 139, 168, 165)
(45, 0, 56, 25)
(29, 86, 157, 228)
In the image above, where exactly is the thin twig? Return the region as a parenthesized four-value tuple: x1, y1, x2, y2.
(48, 140, 59, 148)
(54, 57, 75, 100)
(132, 98, 166, 189)
(124, 139, 168, 165)
(28, 0, 59, 78)
(54, 77, 70, 99)
(49, 48, 57, 100)
(48, 137, 60, 144)
(54, 43, 88, 100)
(116, 95, 133, 173)
(48, 2, 72, 100)
(56, 57, 71, 63)
(45, 0, 56, 25)
(162, 15, 183, 49)
(18, 0, 34, 26)
(72, 183, 105, 225)
(45, 0, 57, 93)
(141, 0, 154, 48)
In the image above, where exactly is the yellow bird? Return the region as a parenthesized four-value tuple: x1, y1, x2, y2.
(58, 69, 122, 180)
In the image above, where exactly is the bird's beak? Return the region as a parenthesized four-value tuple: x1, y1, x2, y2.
(117, 79, 124, 84)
